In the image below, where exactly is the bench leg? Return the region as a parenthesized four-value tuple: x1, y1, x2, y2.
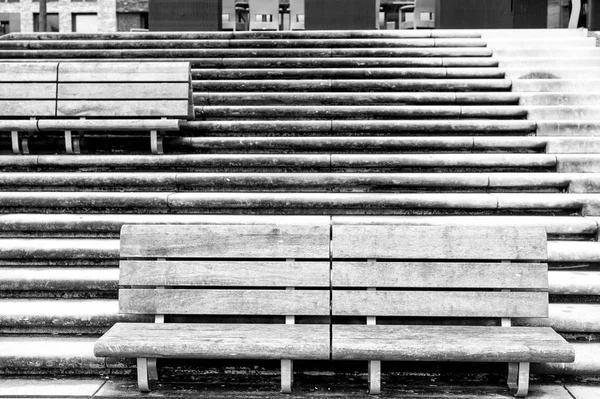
(11, 131, 30, 155)
(137, 357, 152, 392)
(507, 362, 530, 397)
(65, 131, 81, 154)
(148, 358, 158, 381)
(281, 359, 293, 394)
(150, 130, 164, 155)
(368, 360, 381, 395)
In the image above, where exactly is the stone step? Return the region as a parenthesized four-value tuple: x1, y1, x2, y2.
(527, 106, 600, 121)
(518, 93, 600, 106)
(0, 267, 117, 292)
(0, 47, 495, 59)
(498, 58, 600, 68)
(513, 80, 600, 93)
(486, 37, 597, 48)
(537, 121, 600, 136)
(478, 29, 589, 39)
(493, 48, 600, 58)
(192, 79, 513, 92)
(194, 92, 520, 106)
(181, 119, 534, 134)
(191, 67, 505, 80)
(195, 105, 527, 120)
(505, 68, 600, 80)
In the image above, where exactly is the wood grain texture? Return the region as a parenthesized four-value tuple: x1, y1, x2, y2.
(94, 323, 330, 360)
(332, 325, 574, 362)
(58, 62, 190, 82)
(331, 262, 548, 289)
(332, 291, 548, 318)
(0, 100, 56, 117)
(332, 225, 547, 260)
(0, 83, 56, 99)
(119, 289, 330, 316)
(58, 83, 190, 100)
(120, 223, 330, 258)
(120, 261, 330, 287)
(0, 62, 58, 82)
(56, 100, 190, 118)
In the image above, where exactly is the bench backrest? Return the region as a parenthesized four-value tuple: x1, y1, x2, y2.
(0, 63, 58, 117)
(119, 222, 330, 319)
(331, 225, 549, 319)
(57, 62, 194, 120)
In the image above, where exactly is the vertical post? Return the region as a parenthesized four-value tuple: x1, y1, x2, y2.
(367, 259, 380, 395)
(39, 0, 47, 32)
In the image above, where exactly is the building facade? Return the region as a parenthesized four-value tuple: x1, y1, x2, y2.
(0, 0, 148, 34)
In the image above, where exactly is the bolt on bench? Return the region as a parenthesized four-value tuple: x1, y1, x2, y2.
(4, 61, 193, 155)
(93, 221, 331, 393)
(330, 224, 575, 397)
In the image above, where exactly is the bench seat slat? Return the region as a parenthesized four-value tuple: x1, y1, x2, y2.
(0, 62, 58, 82)
(332, 262, 548, 289)
(0, 120, 39, 131)
(58, 62, 190, 82)
(121, 260, 330, 287)
(0, 83, 57, 99)
(56, 100, 190, 118)
(37, 119, 181, 131)
(94, 323, 330, 360)
(332, 225, 547, 260)
(120, 224, 330, 259)
(120, 289, 331, 316)
(58, 83, 191, 100)
(332, 291, 548, 318)
(332, 325, 575, 363)
(0, 101, 56, 117)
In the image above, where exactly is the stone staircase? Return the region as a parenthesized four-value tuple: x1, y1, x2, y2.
(0, 28, 599, 380)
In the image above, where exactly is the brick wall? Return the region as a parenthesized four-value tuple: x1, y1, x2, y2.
(116, 0, 147, 13)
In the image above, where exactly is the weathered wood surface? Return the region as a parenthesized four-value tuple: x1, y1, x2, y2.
(331, 262, 548, 289)
(120, 261, 330, 287)
(58, 62, 190, 82)
(119, 289, 330, 315)
(120, 223, 330, 258)
(332, 226, 547, 260)
(58, 83, 190, 100)
(38, 119, 180, 131)
(0, 62, 58, 82)
(56, 100, 189, 118)
(0, 101, 55, 117)
(94, 323, 330, 359)
(331, 291, 548, 318)
(332, 325, 575, 362)
(0, 83, 56, 99)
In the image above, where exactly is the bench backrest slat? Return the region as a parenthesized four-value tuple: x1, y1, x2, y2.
(0, 63, 58, 117)
(121, 260, 330, 287)
(331, 225, 549, 319)
(0, 100, 56, 117)
(57, 83, 191, 100)
(0, 63, 58, 82)
(332, 225, 547, 260)
(58, 62, 190, 82)
(121, 223, 331, 259)
(56, 100, 190, 118)
(120, 289, 330, 316)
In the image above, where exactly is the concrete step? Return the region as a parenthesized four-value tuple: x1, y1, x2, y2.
(193, 79, 513, 92)
(486, 37, 597, 48)
(478, 29, 589, 39)
(498, 58, 600, 68)
(513, 80, 600, 93)
(537, 121, 600, 136)
(0, 267, 117, 292)
(191, 67, 505, 80)
(527, 106, 600, 121)
(194, 92, 520, 106)
(493, 48, 600, 58)
(196, 105, 527, 120)
(518, 93, 600, 106)
(505, 68, 600, 80)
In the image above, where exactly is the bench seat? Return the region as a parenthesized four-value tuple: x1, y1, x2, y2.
(95, 323, 330, 360)
(332, 325, 575, 363)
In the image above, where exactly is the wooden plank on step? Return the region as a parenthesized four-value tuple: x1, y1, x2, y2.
(0, 83, 57, 99)
(0, 100, 56, 117)
(120, 223, 330, 258)
(94, 323, 330, 359)
(58, 62, 190, 82)
(58, 83, 190, 100)
(0, 62, 58, 82)
(120, 260, 331, 287)
(332, 325, 575, 363)
(332, 225, 547, 260)
(332, 262, 548, 289)
(56, 100, 189, 118)
(119, 289, 330, 315)
(332, 291, 548, 318)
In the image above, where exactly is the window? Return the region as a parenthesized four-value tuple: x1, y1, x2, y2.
(0, 0, 20, 3)
(72, 13, 98, 32)
(33, 13, 59, 32)
(117, 12, 148, 32)
(255, 14, 273, 22)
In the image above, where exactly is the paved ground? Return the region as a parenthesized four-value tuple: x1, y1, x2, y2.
(1, 375, 600, 398)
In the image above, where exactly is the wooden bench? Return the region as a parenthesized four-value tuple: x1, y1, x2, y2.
(93, 222, 331, 392)
(330, 224, 575, 397)
(5, 61, 193, 155)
